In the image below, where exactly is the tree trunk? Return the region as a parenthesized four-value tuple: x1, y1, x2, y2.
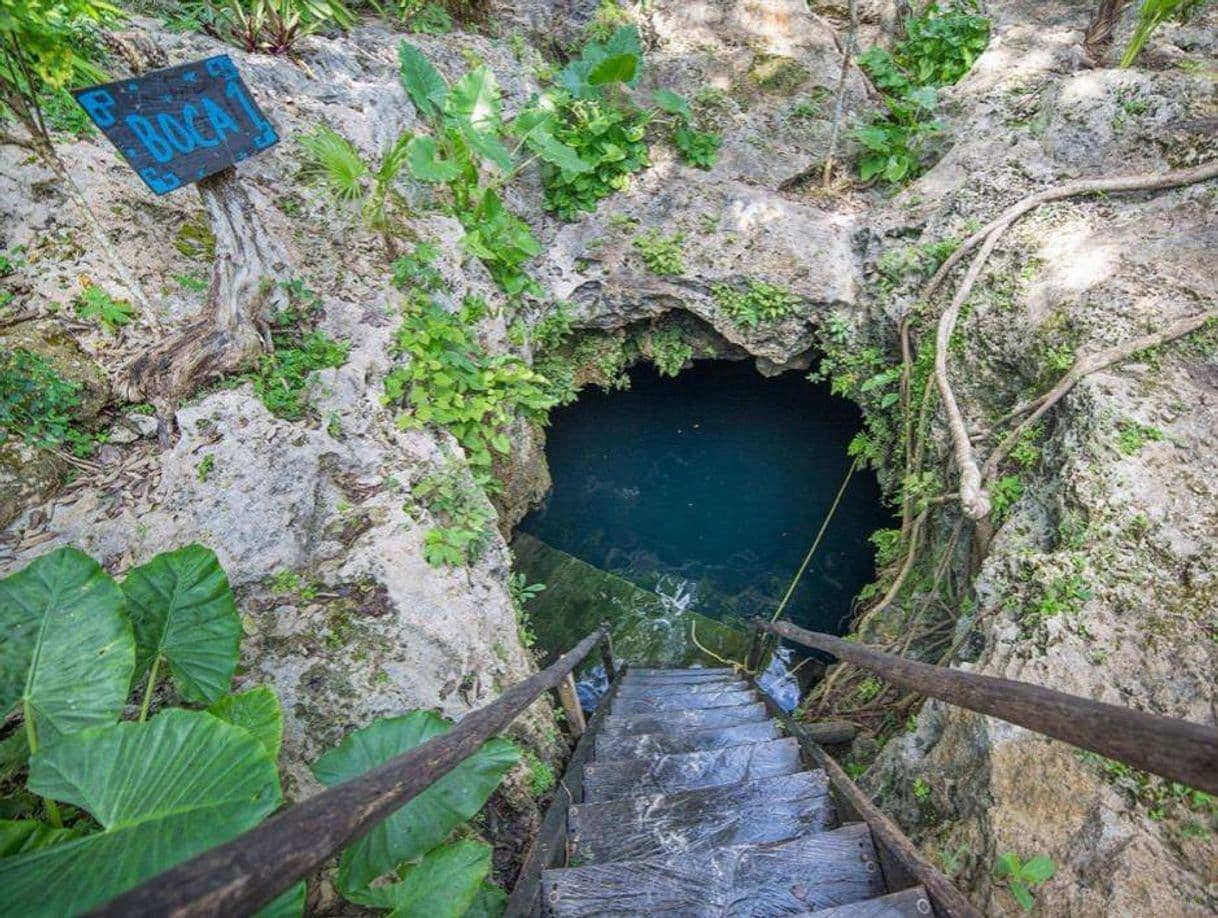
(1082, 0, 1131, 66)
(121, 168, 290, 404)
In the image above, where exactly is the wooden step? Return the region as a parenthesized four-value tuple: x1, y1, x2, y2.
(569, 771, 836, 863)
(582, 737, 802, 802)
(612, 688, 757, 714)
(599, 702, 769, 737)
(803, 886, 932, 916)
(626, 667, 735, 679)
(595, 719, 781, 760)
(621, 672, 741, 687)
(542, 822, 884, 916)
(616, 679, 749, 699)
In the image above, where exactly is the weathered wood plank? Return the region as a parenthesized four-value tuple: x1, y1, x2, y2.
(582, 737, 803, 802)
(594, 719, 780, 759)
(612, 688, 757, 713)
(752, 681, 980, 918)
(542, 822, 885, 916)
(90, 629, 608, 918)
(616, 679, 749, 699)
(599, 702, 769, 737)
(569, 771, 835, 863)
(760, 620, 1218, 796)
(804, 885, 932, 916)
(556, 673, 586, 738)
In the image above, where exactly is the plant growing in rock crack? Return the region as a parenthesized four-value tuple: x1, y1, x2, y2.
(0, 544, 305, 916)
(509, 572, 545, 647)
(632, 229, 685, 275)
(74, 284, 136, 334)
(647, 325, 693, 377)
(201, 0, 356, 55)
(0, 348, 90, 453)
(413, 457, 497, 566)
(851, 2, 990, 184)
(993, 852, 1055, 912)
(713, 280, 800, 328)
(312, 710, 519, 915)
(383, 253, 556, 491)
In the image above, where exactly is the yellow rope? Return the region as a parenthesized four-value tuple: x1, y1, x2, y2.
(769, 455, 860, 624)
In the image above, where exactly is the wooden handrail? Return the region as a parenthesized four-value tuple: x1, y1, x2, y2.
(90, 627, 608, 917)
(757, 620, 1218, 795)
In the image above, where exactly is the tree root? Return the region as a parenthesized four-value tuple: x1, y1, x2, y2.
(119, 169, 289, 408)
(923, 159, 1218, 519)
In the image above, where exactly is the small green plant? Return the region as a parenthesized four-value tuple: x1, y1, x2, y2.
(74, 285, 136, 334)
(414, 459, 497, 566)
(267, 569, 319, 599)
(989, 474, 1024, 521)
(509, 572, 545, 647)
(993, 852, 1055, 912)
(522, 749, 557, 796)
(857, 677, 883, 701)
(1120, 0, 1211, 67)
(632, 229, 685, 275)
(912, 777, 931, 801)
(1115, 418, 1165, 455)
(204, 0, 356, 54)
(1021, 573, 1091, 628)
(197, 454, 215, 482)
(672, 124, 721, 169)
(250, 324, 349, 421)
(390, 0, 453, 33)
(174, 273, 209, 293)
(384, 292, 555, 486)
(713, 280, 800, 328)
(648, 325, 692, 377)
(851, 87, 943, 184)
(0, 348, 87, 451)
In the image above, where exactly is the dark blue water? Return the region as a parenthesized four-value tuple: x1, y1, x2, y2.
(519, 360, 894, 639)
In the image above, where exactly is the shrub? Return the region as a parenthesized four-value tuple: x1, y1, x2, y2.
(414, 458, 496, 566)
(713, 280, 800, 327)
(648, 325, 692, 377)
(632, 229, 685, 275)
(206, 0, 356, 54)
(0, 349, 85, 450)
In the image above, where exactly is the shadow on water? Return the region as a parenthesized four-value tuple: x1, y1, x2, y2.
(514, 359, 895, 708)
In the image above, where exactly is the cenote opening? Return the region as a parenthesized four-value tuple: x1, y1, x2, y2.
(513, 358, 894, 702)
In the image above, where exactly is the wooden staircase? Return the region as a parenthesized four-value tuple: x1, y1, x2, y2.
(538, 667, 931, 916)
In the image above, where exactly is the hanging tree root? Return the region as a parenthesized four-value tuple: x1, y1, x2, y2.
(120, 168, 290, 409)
(924, 159, 1218, 520)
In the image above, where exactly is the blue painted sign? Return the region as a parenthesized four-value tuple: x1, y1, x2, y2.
(72, 55, 279, 195)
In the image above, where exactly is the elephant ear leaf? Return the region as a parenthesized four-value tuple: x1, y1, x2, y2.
(0, 546, 133, 744)
(208, 685, 284, 760)
(385, 840, 492, 918)
(0, 708, 282, 916)
(311, 710, 520, 900)
(121, 544, 241, 705)
(399, 41, 448, 120)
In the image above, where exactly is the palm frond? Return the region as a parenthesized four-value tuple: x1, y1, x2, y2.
(298, 125, 370, 202)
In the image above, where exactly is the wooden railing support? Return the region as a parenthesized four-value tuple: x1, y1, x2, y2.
(598, 622, 616, 678)
(745, 619, 767, 673)
(89, 628, 608, 917)
(758, 619, 1218, 795)
(556, 673, 586, 738)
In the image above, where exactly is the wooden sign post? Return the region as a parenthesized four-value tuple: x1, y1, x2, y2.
(72, 54, 279, 194)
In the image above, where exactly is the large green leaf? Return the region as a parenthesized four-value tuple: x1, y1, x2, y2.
(445, 66, 501, 132)
(386, 840, 491, 918)
(465, 882, 508, 918)
(652, 88, 692, 121)
(525, 128, 592, 175)
(0, 546, 133, 743)
(457, 121, 514, 172)
(588, 52, 637, 86)
(0, 709, 281, 916)
(311, 711, 519, 898)
(121, 545, 240, 705)
(254, 881, 306, 918)
(207, 685, 284, 760)
(0, 819, 85, 857)
(405, 135, 462, 183)
(399, 42, 448, 121)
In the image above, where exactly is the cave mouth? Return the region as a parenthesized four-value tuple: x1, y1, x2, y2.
(513, 358, 894, 674)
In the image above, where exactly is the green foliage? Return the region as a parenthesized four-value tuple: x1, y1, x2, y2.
(0, 545, 290, 914)
(206, 0, 356, 55)
(857, 677, 882, 701)
(311, 710, 519, 910)
(853, 2, 989, 184)
(672, 123, 721, 169)
(989, 474, 1024, 521)
(0, 348, 86, 450)
(74, 284, 135, 334)
(461, 187, 543, 297)
(509, 572, 544, 647)
(1121, 0, 1211, 67)
(121, 544, 242, 709)
(632, 229, 685, 275)
(869, 528, 902, 568)
(522, 749, 556, 796)
(993, 852, 1055, 912)
(912, 777, 931, 801)
(1077, 751, 1218, 826)
(1115, 418, 1165, 455)
(391, 241, 447, 293)
(414, 459, 496, 566)
(384, 290, 555, 484)
(197, 453, 215, 481)
(390, 0, 453, 33)
(0, 0, 109, 144)
(1021, 573, 1091, 629)
(713, 280, 800, 328)
(648, 325, 692, 377)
